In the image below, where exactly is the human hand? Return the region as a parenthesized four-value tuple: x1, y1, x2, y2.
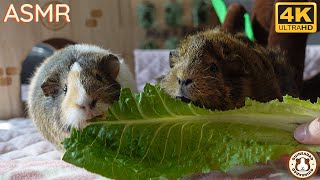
(294, 118, 320, 144)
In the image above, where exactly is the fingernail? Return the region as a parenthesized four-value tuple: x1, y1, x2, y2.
(294, 124, 307, 141)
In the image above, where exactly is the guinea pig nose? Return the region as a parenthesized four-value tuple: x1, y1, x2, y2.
(178, 78, 192, 86)
(90, 100, 97, 109)
(184, 79, 192, 85)
(77, 100, 97, 111)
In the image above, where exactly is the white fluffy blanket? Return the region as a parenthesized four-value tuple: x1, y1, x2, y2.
(0, 118, 108, 179)
(0, 161, 107, 180)
(0, 118, 60, 161)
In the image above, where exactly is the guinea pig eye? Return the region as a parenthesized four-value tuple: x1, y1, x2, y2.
(210, 64, 218, 73)
(96, 74, 103, 81)
(63, 84, 67, 94)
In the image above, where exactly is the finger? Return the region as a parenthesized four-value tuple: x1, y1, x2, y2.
(294, 118, 320, 144)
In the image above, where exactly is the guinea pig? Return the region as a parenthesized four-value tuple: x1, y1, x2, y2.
(28, 44, 137, 149)
(160, 29, 298, 110)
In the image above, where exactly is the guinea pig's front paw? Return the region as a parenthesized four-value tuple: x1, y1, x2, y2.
(176, 96, 191, 103)
(63, 125, 72, 133)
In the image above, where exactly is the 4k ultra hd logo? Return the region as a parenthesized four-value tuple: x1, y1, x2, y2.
(275, 2, 317, 33)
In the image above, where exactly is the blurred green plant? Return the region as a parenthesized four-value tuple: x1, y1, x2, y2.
(192, 0, 211, 27)
(137, 1, 156, 29)
(164, 0, 183, 27)
(164, 36, 180, 49)
(139, 39, 159, 49)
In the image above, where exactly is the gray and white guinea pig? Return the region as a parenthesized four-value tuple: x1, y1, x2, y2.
(28, 44, 137, 149)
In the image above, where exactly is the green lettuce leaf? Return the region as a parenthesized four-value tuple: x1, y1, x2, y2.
(62, 84, 320, 179)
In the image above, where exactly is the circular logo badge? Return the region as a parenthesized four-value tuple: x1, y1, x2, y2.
(41, 1, 68, 31)
(288, 149, 318, 179)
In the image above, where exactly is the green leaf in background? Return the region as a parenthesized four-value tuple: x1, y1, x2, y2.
(63, 84, 320, 179)
(139, 39, 159, 49)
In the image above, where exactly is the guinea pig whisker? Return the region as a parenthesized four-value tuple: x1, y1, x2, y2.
(192, 82, 203, 94)
(96, 87, 106, 93)
(96, 83, 118, 93)
(203, 76, 218, 80)
(106, 90, 120, 97)
(105, 83, 118, 90)
(195, 87, 202, 94)
(202, 66, 211, 72)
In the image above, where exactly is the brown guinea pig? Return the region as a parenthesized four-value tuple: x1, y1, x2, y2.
(160, 29, 298, 110)
(28, 44, 137, 149)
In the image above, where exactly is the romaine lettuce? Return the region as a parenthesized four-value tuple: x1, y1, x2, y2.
(62, 84, 320, 179)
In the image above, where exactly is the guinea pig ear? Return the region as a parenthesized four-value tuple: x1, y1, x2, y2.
(100, 54, 120, 79)
(41, 76, 60, 97)
(234, 33, 255, 46)
(169, 50, 178, 68)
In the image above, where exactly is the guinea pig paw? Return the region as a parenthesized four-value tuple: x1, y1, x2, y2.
(176, 96, 191, 103)
(63, 125, 72, 133)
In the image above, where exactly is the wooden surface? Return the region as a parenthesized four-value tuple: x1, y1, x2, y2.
(0, 0, 218, 119)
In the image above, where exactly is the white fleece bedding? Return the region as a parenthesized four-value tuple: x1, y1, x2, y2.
(0, 118, 108, 179)
(0, 118, 60, 161)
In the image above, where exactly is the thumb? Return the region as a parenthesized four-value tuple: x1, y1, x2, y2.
(294, 118, 320, 144)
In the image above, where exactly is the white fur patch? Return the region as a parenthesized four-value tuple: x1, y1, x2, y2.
(64, 108, 87, 129)
(69, 62, 89, 108)
(62, 62, 90, 128)
(70, 61, 82, 72)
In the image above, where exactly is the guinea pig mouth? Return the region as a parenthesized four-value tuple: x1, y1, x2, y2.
(176, 96, 191, 103)
(95, 115, 104, 118)
(85, 115, 103, 122)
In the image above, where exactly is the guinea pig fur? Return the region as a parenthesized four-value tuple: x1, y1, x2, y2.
(160, 29, 298, 111)
(28, 44, 137, 149)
